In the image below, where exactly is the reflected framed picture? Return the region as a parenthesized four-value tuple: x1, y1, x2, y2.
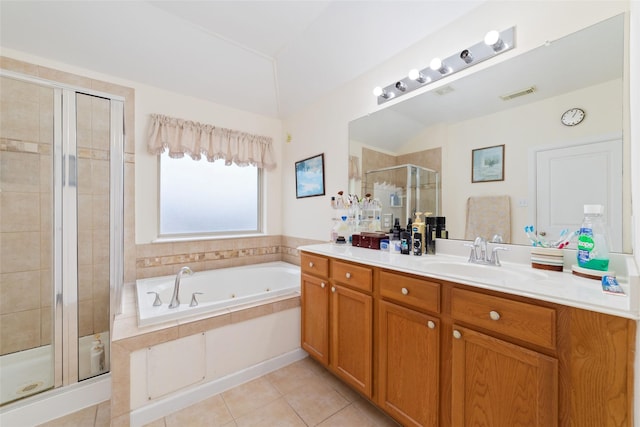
(472, 144, 504, 183)
(295, 153, 325, 198)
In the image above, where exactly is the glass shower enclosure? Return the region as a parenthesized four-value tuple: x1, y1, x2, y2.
(363, 164, 440, 230)
(0, 73, 123, 406)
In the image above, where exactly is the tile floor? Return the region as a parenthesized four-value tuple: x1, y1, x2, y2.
(38, 357, 400, 427)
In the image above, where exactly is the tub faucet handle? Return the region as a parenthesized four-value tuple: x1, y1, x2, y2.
(147, 291, 162, 307)
(190, 292, 203, 307)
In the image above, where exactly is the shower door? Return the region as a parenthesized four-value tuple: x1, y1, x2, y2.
(0, 74, 123, 405)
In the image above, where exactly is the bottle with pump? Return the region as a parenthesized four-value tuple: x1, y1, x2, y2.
(90, 334, 105, 375)
(576, 204, 611, 271)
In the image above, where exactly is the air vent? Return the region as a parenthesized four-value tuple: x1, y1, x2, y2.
(500, 86, 536, 101)
(435, 85, 455, 96)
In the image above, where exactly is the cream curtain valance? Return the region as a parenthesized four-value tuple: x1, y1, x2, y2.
(147, 114, 276, 170)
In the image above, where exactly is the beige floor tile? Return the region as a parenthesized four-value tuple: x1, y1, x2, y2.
(284, 380, 349, 426)
(37, 405, 97, 427)
(164, 394, 233, 427)
(94, 400, 111, 427)
(222, 377, 282, 419)
(351, 398, 401, 426)
(142, 418, 167, 427)
(265, 358, 319, 395)
(316, 404, 379, 427)
(234, 398, 305, 427)
(316, 369, 362, 403)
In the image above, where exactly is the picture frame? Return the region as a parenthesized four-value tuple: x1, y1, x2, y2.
(472, 144, 505, 183)
(295, 153, 326, 198)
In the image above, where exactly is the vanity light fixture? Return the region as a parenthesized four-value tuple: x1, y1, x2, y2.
(408, 69, 428, 83)
(429, 57, 449, 75)
(373, 26, 516, 105)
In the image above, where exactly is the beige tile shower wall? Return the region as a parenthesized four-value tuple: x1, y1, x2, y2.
(135, 235, 323, 279)
(1, 57, 137, 354)
(0, 76, 54, 355)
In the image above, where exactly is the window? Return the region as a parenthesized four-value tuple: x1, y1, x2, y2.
(159, 152, 261, 236)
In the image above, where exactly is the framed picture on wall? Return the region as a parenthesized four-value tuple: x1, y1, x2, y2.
(472, 144, 505, 183)
(295, 153, 325, 198)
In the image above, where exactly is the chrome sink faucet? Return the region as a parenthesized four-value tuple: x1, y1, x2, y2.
(169, 266, 193, 308)
(465, 237, 507, 266)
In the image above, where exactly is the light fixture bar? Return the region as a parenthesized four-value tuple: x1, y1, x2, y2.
(375, 26, 515, 105)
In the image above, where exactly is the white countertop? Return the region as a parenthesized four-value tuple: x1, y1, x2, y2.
(299, 242, 640, 320)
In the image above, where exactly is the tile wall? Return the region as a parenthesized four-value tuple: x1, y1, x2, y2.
(0, 76, 54, 355)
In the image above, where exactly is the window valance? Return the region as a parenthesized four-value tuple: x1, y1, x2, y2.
(147, 114, 276, 170)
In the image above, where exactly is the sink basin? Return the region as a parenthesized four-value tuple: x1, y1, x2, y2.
(421, 261, 548, 283)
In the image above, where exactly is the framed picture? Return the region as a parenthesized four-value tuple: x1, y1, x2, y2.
(472, 144, 504, 183)
(295, 153, 326, 198)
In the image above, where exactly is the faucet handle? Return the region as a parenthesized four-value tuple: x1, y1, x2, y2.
(147, 291, 162, 307)
(490, 246, 508, 266)
(190, 292, 203, 307)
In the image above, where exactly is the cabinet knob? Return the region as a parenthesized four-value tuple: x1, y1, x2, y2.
(427, 320, 436, 329)
(345, 272, 351, 279)
(489, 310, 501, 321)
(401, 287, 409, 295)
(453, 330, 462, 340)
(321, 282, 326, 288)
(309, 262, 314, 268)
(331, 286, 336, 293)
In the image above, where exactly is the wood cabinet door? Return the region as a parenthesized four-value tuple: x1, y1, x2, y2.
(301, 273, 329, 366)
(330, 284, 373, 398)
(378, 300, 439, 427)
(452, 325, 558, 427)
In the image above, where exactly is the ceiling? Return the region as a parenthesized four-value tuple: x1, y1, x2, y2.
(0, 0, 483, 118)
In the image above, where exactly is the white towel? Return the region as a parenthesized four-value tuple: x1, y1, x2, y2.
(464, 196, 511, 243)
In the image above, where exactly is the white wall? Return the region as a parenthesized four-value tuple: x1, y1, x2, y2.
(0, 48, 284, 244)
(282, 1, 632, 244)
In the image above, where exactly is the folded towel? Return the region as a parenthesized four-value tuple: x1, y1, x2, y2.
(464, 196, 511, 243)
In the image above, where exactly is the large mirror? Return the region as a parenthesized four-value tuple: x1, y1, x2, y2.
(349, 14, 630, 253)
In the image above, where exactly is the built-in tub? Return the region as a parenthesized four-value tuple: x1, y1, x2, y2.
(136, 261, 301, 326)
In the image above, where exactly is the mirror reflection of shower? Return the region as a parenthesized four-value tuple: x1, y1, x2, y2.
(0, 75, 123, 405)
(363, 164, 440, 230)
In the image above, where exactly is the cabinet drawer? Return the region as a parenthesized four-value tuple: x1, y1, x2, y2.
(331, 260, 372, 292)
(451, 288, 556, 350)
(379, 270, 440, 313)
(301, 252, 329, 277)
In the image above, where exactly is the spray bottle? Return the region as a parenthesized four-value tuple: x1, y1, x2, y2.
(90, 334, 105, 375)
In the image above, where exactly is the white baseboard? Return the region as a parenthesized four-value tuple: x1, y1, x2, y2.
(130, 348, 308, 427)
(0, 374, 111, 427)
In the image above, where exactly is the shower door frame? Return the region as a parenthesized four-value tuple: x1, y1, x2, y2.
(0, 69, 124, 392)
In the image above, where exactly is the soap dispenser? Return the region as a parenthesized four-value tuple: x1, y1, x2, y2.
(412, 212, 425, 255)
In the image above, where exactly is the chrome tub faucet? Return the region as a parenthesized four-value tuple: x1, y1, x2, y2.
(169, 266, 193, 308)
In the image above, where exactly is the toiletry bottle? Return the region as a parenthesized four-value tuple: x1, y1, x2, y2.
(435, 216, 447, 238)
(577, 204, 611, 271)
(400, 231, 411, 255)
(412, 212, 426, 254)
(425, 216, 436, 254)
(90, 334, 105, 375)
(413, 232, 422, 256)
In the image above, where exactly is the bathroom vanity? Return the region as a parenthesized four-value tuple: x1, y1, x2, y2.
(299, 243, 638, 427)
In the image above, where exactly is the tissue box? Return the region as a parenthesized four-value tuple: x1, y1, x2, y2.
(530, 247, 564, 271)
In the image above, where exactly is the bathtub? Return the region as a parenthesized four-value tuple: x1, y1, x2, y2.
(136, 261, 301, 326)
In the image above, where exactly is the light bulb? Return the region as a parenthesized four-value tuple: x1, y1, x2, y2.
(484, 30, 504, 51)
(373, 86, 384, 97)
(408, 69, 427, 83)
(430, 58, 448, 75)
